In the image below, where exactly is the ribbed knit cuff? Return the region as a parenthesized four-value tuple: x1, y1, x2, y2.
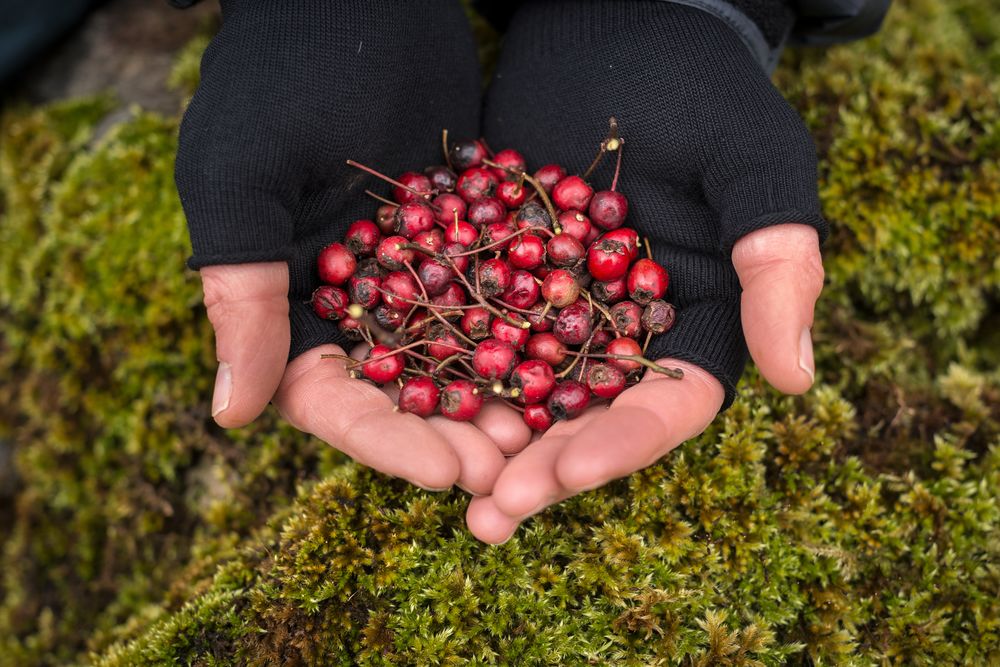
(288, 298, 351, 361)
(645, 300, 747, 410)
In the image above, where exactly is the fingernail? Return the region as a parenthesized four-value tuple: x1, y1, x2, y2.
(212, 362, 232, 417)
(798, 327, 815, 383)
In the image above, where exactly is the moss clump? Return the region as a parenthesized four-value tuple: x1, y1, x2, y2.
(1, 0, 999, 664)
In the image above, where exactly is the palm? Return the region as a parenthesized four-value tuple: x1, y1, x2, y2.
(465, 359, 724, 544)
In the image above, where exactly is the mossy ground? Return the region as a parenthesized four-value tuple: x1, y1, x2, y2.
(1, 0, 998, 664)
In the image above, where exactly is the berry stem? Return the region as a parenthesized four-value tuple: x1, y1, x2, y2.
(482, 157, 562, 235)
(581, 117, 620, 181)
(563, 351, 684, 379)
(443, 255, 532, 329)
(610, 139, 624, 192)
(365, 190, 398, 207)
(347, 159, 432, 200)
(442, 129, 453, 171)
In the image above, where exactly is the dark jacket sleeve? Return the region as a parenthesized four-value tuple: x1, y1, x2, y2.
(790, 0, 893, 44)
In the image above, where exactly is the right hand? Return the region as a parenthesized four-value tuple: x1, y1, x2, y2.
(178, 1, 528, 493)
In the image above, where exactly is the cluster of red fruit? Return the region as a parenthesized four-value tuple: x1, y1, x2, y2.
(311, 132, 679, 432)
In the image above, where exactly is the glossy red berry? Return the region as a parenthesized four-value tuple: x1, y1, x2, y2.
(417, 259, 454, 297)
(586, 238, 630, 281)
(393, 171, 433, 205)
(394, 201, 436, 239)
(398, 376, 440, 417)
(541, 269, 581, 308)
(591, 276, 628, 304)
(468, 197, 506, 227)
(509, 360, 556, 403)
(461, 307, 492, 340)
(526, 332, 567, 366)
(552, 175, 594, 211)
(641, 299, 676, 334)
(427, 328, 463, 360)
(477, 258, 512, 298)
(497, 180, 527, 208)
(456, 167, 497, 203)
(424, 165, 457, 192)
(522, 404, 553, 431)
(491, 314, 531, 349)
(311, 286, 349, 320)
(443, 219, 478, 247)
(442, 242, 470, 274)
(490, 148, 527, 180)
(588, 190, 629, 230)
(472, 338, 518, 380)
(501, 269, 541, 310)
(547, 380, 590, 420)
(345, 219, 381, 257)
(586, 363, 626, 398)
(601, 228, 640, 261)
(526, 302, 554, 332)
(430, 282, 467, 309)
(449, 139, 488, 170)
(433, 193, 467, 224)
(534, 164, 567, 194)
(553, 300, 593, 345)
(376, 235, 415, 270)
(557, 210, 592, 242)
(381, 271, 419, 311)
(605, 337, 643, 374)
(627, 259, 669, 305)
(481, 222, 517, 250)
(317, 242, 357, 285)
(439, 379, 483, 421)
(546, 233, 585, 267)
(610, 300, 643, 338)
(412, 228, 444, 257)
(375, 204, 397, 234)
(508, 234, 546, 270)
(362, 344, 405, 384)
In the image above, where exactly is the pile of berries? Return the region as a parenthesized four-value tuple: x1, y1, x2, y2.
(311, 129, 680, 432)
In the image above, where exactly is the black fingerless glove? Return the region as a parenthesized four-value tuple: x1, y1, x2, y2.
(483, 0, 826, 409)
(176, 0, 481, 358)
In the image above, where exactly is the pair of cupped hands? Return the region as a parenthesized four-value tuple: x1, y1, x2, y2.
(177, 0, 826, 544)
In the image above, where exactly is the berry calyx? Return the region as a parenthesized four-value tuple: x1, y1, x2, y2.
(547, 380, 590, 420)
(627, 259, 669, 305)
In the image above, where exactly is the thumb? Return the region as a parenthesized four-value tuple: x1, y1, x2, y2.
(200, 262, 290, 428)
(732, 224, 824, 395)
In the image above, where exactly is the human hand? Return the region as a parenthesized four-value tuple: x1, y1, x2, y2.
(177, 1, 528, 492)
(469, 0, 826, 541)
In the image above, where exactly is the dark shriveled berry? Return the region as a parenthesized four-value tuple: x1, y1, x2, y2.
(456, 167, 497, 203)
(311, 286, 349, 320)
(477, 258, 512, 298)
(348, 275, 382, 309)
(610, 301, 643, 338)
(449, 139, 488, 170)
(424, 165, 457, 192)
(515, 201, 552, 231)
(374, 304, 406, 330)
(641, 300, 676, 334)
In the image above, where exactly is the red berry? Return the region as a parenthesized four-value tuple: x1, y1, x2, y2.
(394, 201, 436, 239)
(606, 337, 643, 374)
(439, 379, 483, 421)
(456, 167, 497, 203)
(497, 180, 527, 208)
(526, 302, 555, 332)
(557, 210, 592, 242)
(376, 235, 415, 270)
(362, 344, 405, 384)
(490, 148, 527, 180)
(430, 282, 467, 309)
(477, 257, 512, 297)
(382, 271, 420, 311)
(641, 300, 676, 334)
(541, 269, 581, 308)
(442, 242, 470, 274)
(424, 165, 457, 192)
(501, 269, 541, 310)
(481, 222, 517, 250)
(589, 327, 613, 351)
(509, 360, 556, 403)
(412, 229, 444, 258)
(534, 164, 567, 194)
(461, 307, 492, 340)
(393, 171, 433, 205)
(601, 228, 640, 261)
(375, 204, 397, 234)
(417, 259, 454, 297)
(546, 234, 585, 267)
(433, 193, 467, 224)
(508, 234, 546, 270)
(547, 380, 590, 420)
(472, 338, 518, 380)
(468, 197, 506, 227)
(591, 276, 628, 304)
(586, 363, 626, 398)
(553, 300, 593, 345)
(339, 315, 365, 340)
(588, 190, 629, 230)
(552, 175, 594, 211)
(610, 300, 643, 338)
(311, 286, 349, 320)
(514, 201, 553, 231)
(443, 219, 479, 246)
(526, 333, 567, 366)
(522, 404, 553, 431)
(449, 139, 488, 170)
(317, 242, 357, 286)
(627, 259, 669, 305)
(427, 328, 463, 360)
(348, 275, 382, 309)
(491, 314, 531, 349)
(586, 238, 630, 281)
(345, 219, 381, 257)
(398, 376, 440, 417)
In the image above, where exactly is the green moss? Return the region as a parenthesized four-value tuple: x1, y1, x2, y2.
(1, 0, 998, 665)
